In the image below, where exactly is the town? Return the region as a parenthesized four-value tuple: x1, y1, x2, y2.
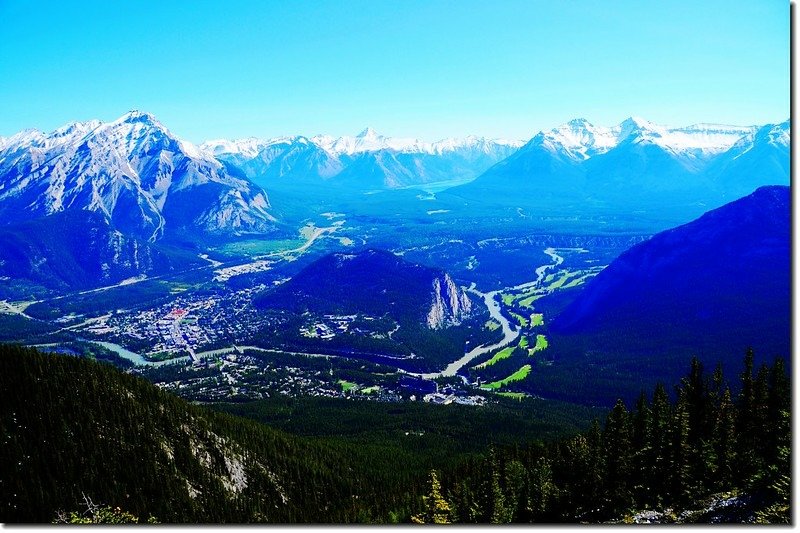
(134, 348, 488, 406)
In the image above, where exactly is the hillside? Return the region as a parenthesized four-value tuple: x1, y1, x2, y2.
(539, 186, 789, 402)
(0, 345, 420, 523)
(0, 210, 202, 293)
(256, 249, 472, 329)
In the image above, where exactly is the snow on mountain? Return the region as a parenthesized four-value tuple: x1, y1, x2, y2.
(725, 120, 790, 160)
(704, 120, 790, 200)
(533, 117, 757, 162)
(441, 116, 787, 223)
(205, 128, 523, 160)
(203, 128, 523, 190)
(200, 137, 269, 159)
(309, 128, 523, 156)
(0, 111, 274, 242)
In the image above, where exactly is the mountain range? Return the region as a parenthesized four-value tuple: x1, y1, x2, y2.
(202, 128, 523, 190)
(0, 111, 274, 243)
(0, 111, 789, 293)
(440, 117, 789, 219)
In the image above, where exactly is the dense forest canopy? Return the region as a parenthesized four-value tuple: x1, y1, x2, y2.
(0, 345, 790, 523)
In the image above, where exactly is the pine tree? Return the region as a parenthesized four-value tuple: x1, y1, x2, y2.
(630, 392, 653, 504)
(648, 383, 671, 504)
(668, 389, 692, 504)
(527, 456, 555, 520)
(712, 388, 737, 490)
(602, 399, 632, 514)
(411, 470, 451, 524)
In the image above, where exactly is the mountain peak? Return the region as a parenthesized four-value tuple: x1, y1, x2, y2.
(119, 110, 159, 124)
(619, 116, 657, 131)
(566, 117, 593, 128)
(356, 127, 380, 139)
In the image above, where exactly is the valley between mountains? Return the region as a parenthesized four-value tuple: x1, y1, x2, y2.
(0, 111, 790, 523)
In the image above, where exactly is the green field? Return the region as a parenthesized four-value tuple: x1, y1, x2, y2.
(338, 380, 357, 392)
(530, 313, 544, 327)
(500, 293, 515, 306)
(509, 311, 529, 328)
(216, 238, 304, 257)
(496, 391, 528, 400)
(473, 345, 515, 369)
(485, 319, 500, 331)
(561, 271, 599, 289)
(544, 270, 583, 290)
(533, 334, 548, 353)
(481, 364, 532, 390)
(518, 293, 543, 308)
(518, 336, 529, 349)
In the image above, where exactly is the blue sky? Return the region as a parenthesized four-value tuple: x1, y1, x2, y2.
(0, 0, 789, 142)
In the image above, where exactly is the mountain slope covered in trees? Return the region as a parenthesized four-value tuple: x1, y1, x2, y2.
(0, 345, 422, 523)
(0, 346, 788, 523)
(419, 352, 790, 524)
(542, 185, 789, 402)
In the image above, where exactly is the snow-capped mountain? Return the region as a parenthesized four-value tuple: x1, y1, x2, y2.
(202, 135, 344, 187)
(706, 120, 790, 200)
(440, 116, 788, 223)
(202, 129, 523, 190)
(309, 127, 523, 157)
(532, 117, 756, 164)
(0, 111, 274, 242)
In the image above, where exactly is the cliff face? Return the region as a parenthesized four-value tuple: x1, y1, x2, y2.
(426, 274, 472, 329)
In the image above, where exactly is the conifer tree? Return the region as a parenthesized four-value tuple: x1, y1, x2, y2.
(712, 388, 737, 490)
(669, 389, 692, 503)
(602, 399, 632, 513)
(411, 470, 451, 524)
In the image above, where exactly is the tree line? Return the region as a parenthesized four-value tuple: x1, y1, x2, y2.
(415, 350, 790, 523)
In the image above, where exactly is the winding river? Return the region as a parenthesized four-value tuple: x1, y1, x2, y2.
(414, 247, 567, 379)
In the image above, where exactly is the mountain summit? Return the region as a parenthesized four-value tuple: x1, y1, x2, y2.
(441, 116, 786, 222)
(0, 111, 274, 243)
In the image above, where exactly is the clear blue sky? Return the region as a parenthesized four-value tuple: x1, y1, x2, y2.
(0, 0, 789, 142)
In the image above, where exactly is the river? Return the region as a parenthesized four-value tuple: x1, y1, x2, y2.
(94, 341, 190, 367)
(413, 247, 567, 379)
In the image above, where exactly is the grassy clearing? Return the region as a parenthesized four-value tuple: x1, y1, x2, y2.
(360, 385, 380, 394)
(485, 319, 501, 331)
(481, 364, 532, 390)
(545, 270, 583, 290)
(169, 283, 190, 294)
(530, 313, 544, 327)
(533, 334, 548, 353)
(509, 312, 529, 328)
(518, 293, 543, 309)
(562, 271, 601, 289)
(338, 380, 357, 392)
(474, 345, 515, 369)
(518, 336, 529, 350)
(500, 293, 515, 306)
(216, 238, 304, 257)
